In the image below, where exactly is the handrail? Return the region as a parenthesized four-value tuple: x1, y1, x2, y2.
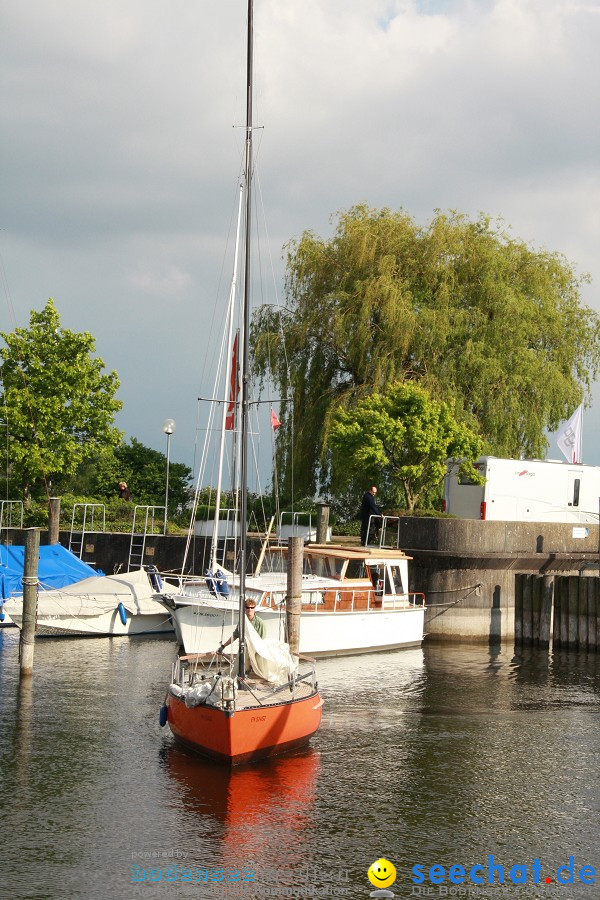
(277, 511, 314, 540)
(261, 585, 426, 612)
(0, 500, 24, 529)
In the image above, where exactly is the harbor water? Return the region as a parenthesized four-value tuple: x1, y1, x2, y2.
(1, 628, 599, 899)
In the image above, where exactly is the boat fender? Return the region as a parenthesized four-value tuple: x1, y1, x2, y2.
(0, 603, 4, 622)
(117, 602, 128, 626)
(215, 569, 230, 597)
(159, 704, 168, 728)
(204, 569, 217, 596)
(148, 565, 163, 591)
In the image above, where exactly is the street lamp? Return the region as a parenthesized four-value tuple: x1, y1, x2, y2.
(162, 418, 176, 534)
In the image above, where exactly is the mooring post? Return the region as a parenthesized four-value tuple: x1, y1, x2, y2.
(19, 528, 40, 677)
(568, 576, 579, 650)
(539, 575, 554, 650)
(48, 497, 60, 545)
(522, 575, 533, 646)
(286, 536, 303, 656)
(514, 574, 523, 645)
(588, 578, 597, 652)
(578, 576, 589, 651)
(316, 503, 329, 544)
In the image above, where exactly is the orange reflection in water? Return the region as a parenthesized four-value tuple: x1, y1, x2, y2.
(164, 745, 321, 875)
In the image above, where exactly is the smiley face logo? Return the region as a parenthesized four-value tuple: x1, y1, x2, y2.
(368, 858, 397, 888)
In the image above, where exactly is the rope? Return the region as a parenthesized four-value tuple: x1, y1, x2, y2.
(426, 584, 482, 622)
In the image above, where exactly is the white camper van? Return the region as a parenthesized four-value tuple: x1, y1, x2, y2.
(443, 457, 600, 523)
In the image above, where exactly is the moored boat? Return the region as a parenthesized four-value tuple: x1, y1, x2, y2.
(4, 567, 175, 637)
(162, 543, 425, 657)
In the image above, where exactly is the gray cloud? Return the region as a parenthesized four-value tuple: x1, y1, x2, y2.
(1, 0, 599, 474)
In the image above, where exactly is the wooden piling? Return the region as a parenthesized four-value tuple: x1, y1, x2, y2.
(539, 575, 553, 649)
(19, 528, 40, 677)
(315, 503, 329, 545)
(285, 536, 303, 656)
(568, 576, 579, 650)
(578, 577, 589, 651)
(48, 497, 61, 545)
(552, 574, 562, 649)
(588, 579, 597, 652)
(522, 575, 533, 646)
(559, 577, 569, 649)
(588, 578, 600, 651)
(514, 574, 524, 645)
(531, 576, 541, 644)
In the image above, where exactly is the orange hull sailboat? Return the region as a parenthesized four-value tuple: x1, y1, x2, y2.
(161, 0, 322, 765)
(166, 661, 323, 765)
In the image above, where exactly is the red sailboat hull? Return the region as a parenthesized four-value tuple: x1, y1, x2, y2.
(166, 690, 323, 765)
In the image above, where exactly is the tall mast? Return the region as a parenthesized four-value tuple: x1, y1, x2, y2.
(211, 182, 244, 573)
(237, 0, 254, 678)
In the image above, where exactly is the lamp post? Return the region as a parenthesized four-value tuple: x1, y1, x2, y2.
(162, 419, 176, 534)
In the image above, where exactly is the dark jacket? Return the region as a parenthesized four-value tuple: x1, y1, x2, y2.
(360, 491, 381, 521)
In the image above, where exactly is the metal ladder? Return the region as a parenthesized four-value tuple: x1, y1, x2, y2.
(0, 500, 24, 529)
(128, 505, 164, 570)
(69, 503, 106, 559)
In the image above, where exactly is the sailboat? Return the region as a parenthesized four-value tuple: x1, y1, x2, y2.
(162, 0, 322, 765)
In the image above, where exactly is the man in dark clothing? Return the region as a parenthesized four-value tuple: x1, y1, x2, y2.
(360, 485, 382, 546)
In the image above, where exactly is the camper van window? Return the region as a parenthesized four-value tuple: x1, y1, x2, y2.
(458, 474, 479, 485)
(573, 479, 581, 507)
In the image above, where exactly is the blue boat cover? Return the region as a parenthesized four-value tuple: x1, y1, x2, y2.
(0, 544, 103, 600)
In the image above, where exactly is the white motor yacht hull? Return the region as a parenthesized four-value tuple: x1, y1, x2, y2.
(168, 597, 424, 658)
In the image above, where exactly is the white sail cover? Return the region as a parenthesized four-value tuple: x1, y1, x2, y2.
(244, 616, 298, 684)
(4, 568, 162, 619)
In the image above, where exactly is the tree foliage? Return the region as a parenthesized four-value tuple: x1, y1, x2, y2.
(0, 299, 122, 496)
(71, 438, 192, 512)
(252, 206, 600, 498)
(330, 382, 483, 510)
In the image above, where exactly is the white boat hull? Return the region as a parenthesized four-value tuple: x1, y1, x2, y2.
(3, 569, 175, 637)
(7, 609, 173, 637)
(169, 599, 424, 657)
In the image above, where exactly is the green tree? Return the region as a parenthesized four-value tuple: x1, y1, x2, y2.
(112, 438, 192, 512)
(0, 299, 122, 496)
(252, 206, 600, 498)
(330, 382, 483, 510)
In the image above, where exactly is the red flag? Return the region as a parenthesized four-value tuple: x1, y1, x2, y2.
(225, 334, 239, 431)
(271, 408, 281, 430)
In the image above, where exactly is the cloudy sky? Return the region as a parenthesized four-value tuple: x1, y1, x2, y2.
(2, 0, 600, 484)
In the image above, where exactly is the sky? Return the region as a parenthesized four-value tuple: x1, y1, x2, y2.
(2, 0, 600, 487)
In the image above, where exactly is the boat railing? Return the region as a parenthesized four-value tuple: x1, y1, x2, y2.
(261, 585, 425, 612)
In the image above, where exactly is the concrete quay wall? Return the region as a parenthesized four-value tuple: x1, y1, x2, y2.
(394, 518, 599, 644)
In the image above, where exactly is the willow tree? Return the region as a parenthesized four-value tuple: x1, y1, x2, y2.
(252, 205, 600, 498)
(0, 299, 122, 497)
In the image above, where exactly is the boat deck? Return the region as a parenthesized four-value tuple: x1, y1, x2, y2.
(221, 675, 318, 710)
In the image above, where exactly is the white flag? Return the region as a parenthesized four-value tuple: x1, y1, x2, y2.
(556, 404, 583, 464)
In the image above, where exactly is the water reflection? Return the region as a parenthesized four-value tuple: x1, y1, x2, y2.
(162, 745, 320, 877)
(1, 631, 599, 899)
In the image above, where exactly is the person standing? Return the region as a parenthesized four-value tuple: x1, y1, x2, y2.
(360, 485, 382, 546)
(217, 598, 265, 653)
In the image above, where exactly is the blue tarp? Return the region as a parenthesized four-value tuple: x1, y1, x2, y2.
(0, 544, 103, 600)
